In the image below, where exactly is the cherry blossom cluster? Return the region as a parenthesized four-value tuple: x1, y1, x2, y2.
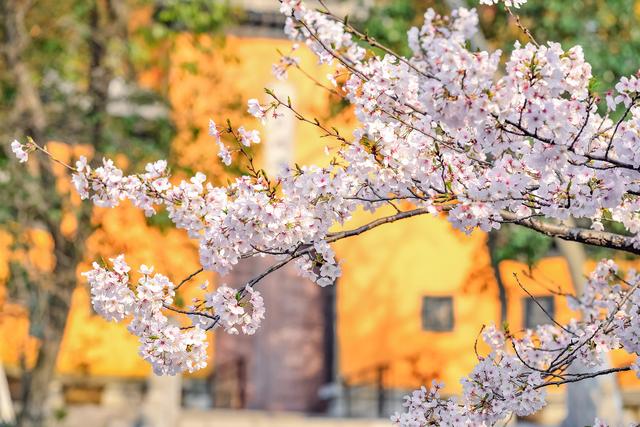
(280, 0, 365, 66)
(83, 256, 207, 375)
(272, 43, 301, 81)
(9, 0, 640, 417)
(82, 256, 263, 375)
(201, 285, 265, 334)
(67, 133, 349, 284)
(392, 383, 613, 427)
(393, 259, 640, 425)
(82, 255, 136, 321)
(10, 139, 30, 163)
(479, 0, 527, 8)
(275, 0, 640, 246)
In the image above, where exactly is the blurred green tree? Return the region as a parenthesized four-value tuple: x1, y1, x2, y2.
(0, 1, 231, 425)
(365, 0, 640, 87)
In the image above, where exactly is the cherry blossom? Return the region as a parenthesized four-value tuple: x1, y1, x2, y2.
(480, 0, 527, 8)
(247, 98, 266, 122)
(10, 139, 28, 163)
(205, 285, 265, 335)
(8, 0, 640, 421)
(237, 126, 261, 146)
(82, 255, 135, 322)
(79, 255, 266, 374)
(393, 259, 640, 425)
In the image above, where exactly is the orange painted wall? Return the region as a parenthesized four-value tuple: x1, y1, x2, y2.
(334, 253, 640, 393)
(3, 33, 640, 396)
(165, 34, 345, 177)
(334, 209, 501, 393)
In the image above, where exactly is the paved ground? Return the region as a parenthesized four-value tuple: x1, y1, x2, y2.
(180, 410, 391, 427)
(59, 407, 551, 427)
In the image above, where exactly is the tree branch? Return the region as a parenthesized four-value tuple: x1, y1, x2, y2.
(500, 211, 640, 255)
(326, 207, 433, 242)
(537, 366, 631, 389)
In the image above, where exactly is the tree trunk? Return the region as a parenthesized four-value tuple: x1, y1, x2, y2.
(2, 0, 116, 423)
(17, 237, 80, 427)
(487, 231, 508, 322)
(17, 309, 68, 427)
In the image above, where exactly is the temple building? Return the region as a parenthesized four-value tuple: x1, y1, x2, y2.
(1, 1, 640, 425)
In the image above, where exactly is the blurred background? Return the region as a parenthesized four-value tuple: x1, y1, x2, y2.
(1, 0, 640, 426)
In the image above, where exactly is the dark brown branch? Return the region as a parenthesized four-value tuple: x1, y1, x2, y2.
(326, 208, 433, 242)
(537, 366, 631, 389)
(174, 268, 204, 291)
(500, 211, 640, 255)
(230, 206, 640, 308)
(163, 304, 216, 320)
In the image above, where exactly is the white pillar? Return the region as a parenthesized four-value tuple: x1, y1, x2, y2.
(0, 362, 15, 425)
(264, 80, 295, 176)
(561, 359, 624, 427)
(140, 373, 182, 427)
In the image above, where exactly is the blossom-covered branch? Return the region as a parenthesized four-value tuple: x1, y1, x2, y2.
(9, 0, 640, 424)
(392, 259, 640, 425)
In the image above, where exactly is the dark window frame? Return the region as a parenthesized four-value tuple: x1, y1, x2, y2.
(523, 295, 556, 329)
(421, 296, 455, 332)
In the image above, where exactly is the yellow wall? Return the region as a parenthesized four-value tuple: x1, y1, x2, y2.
(500, 257, 576, 331)
(334, 209, 500, 393)
(335, 251, 640, 393)
(2, 34, 640, 395)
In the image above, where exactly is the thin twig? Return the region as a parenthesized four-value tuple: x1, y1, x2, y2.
(174, 267, 204, 291)
(512, 272, 576, 336)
